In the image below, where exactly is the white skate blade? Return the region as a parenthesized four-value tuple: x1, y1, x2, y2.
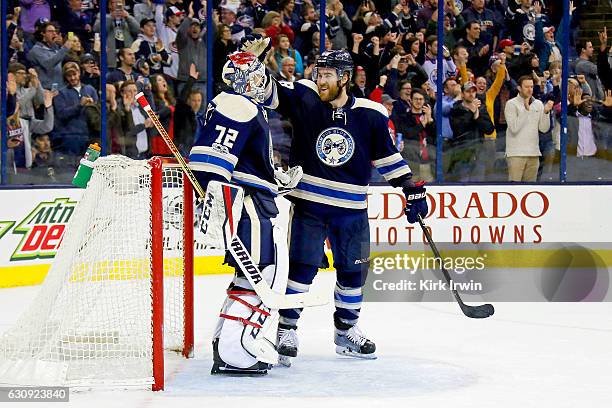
(335, 345, 377, 360)
(277, 355, 292, 367)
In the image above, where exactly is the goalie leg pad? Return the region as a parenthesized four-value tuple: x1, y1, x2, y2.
(214, 189, 296, 367)
(216, 290, 278, 368)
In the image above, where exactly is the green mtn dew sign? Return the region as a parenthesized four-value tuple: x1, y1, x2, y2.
(2, 198, 77, 261)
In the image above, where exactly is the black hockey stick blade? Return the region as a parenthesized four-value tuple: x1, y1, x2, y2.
(417, 215, 495, 319)
(459, 301, 495, 319)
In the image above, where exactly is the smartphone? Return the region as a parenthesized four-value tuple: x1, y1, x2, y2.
(51, 83, 59, 92)
(395, 133, 403, 150)
(68, 32, 75, 40)
(94, 32, 100, 41)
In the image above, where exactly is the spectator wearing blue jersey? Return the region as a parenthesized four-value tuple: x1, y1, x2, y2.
(51, 62, 98, 159)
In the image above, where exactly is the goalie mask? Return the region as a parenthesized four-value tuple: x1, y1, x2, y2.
(223, 51, 268, 104)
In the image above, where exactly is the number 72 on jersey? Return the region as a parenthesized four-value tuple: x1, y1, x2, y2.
(214, 125, 239, 149)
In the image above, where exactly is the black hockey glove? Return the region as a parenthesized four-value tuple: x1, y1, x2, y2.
(403, 181, 428, 224)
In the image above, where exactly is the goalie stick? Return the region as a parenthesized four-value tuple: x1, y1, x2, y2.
(417, 215, 495, 319)
(135, 92, 326, 309)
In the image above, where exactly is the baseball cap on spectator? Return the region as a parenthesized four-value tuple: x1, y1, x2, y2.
(356, 66, 365, 73)
(462, 81, 477, 92)
(80, 53, 96, 64)
(190, 17, 201, 26)
(166, 6, 184, 19)
(63, 61, 80, 76)
(543, 26, 555, 34)
(8, 62, 26, 74)
(140, 18, 156, 28)
(381, 94, 396, 104)
(498, 38, 514, 50)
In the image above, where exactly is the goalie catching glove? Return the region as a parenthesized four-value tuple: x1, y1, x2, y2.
(403, 180, 428, 224)
(274, 165, 303, 195)
(239, 34, 271, 62)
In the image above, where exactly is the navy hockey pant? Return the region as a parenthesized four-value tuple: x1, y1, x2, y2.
(279, 204, 370, 330)
(225, 189, 278, 289)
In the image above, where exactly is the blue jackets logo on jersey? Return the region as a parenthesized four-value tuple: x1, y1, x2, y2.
(315, 127, 355, 167)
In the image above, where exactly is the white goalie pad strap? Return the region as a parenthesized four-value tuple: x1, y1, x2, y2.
(197, 181, 244, 249)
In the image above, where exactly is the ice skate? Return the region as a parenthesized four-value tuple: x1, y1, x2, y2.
(334, 325, 377, 359)
(277, 325, 299, 367)
(211, 339, 270, 376)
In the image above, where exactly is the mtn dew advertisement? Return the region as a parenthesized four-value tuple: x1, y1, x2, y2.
(0, 190, 84, 287)
(6, 198, 77, 260)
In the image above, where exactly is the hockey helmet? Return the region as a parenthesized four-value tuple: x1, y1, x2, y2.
(222, 51, 267, 103)
(313, 50, 354, 84)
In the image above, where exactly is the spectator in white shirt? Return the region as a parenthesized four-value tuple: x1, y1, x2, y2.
(504, 75, 554, 182)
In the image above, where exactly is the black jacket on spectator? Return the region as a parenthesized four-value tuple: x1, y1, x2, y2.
(449, 101, 495, 147)
(213, 39, 237, 93)
(173, 77, 198, 157)
(398, 111, 436, 143)
(7, 94, 16, 117)
(131, 34, 171, 75)
(457, 37, 490, 78)
(81, 73, 100, 92)
(597, 46, 612, 92)
(56, 1, 94, 48)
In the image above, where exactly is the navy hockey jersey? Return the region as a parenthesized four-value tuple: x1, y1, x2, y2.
(189, 91, 277, 194)
(266, 79, 412, 210)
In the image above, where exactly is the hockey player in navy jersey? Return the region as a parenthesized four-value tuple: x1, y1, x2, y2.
(238, 37, 429, 365)
(189, 51, 302, 376)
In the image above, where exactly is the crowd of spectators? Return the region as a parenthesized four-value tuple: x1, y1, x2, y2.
(2, 0, 612, 184)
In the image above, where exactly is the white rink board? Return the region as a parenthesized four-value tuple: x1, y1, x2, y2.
(0, 185, 610, 270)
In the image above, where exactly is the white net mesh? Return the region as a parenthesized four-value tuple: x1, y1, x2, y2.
(0, 156, 189, 387)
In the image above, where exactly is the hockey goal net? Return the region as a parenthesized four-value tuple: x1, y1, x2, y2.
(0, 156, 194, 391)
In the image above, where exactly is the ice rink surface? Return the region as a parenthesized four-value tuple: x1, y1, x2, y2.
(1, 272, 611, 408)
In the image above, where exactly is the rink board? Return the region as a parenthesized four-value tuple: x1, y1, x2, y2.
(0, 185, 610, 287)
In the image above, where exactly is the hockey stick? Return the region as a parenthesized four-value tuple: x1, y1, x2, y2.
(417, 215, 494, 319)
(135, 93, 326, 309)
